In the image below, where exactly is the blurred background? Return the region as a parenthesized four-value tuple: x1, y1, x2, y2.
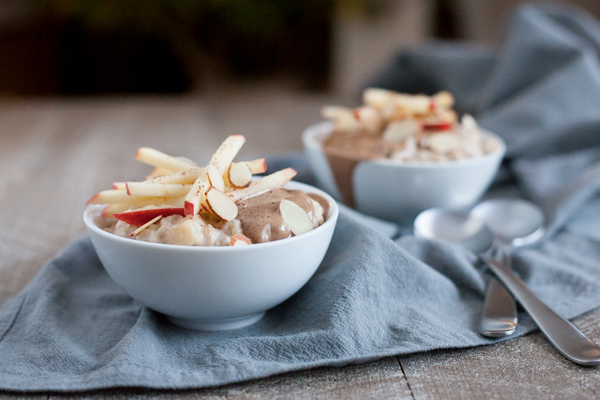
(1, 0, 599, 98)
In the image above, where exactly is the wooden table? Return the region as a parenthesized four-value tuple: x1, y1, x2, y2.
(1, 87, 599, 400)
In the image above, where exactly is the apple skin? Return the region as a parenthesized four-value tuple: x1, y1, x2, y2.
(422, 122, 453, 131)
(114, 207, 185, 225)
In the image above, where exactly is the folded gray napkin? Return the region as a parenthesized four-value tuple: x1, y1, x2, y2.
(2, 2, 600, 391)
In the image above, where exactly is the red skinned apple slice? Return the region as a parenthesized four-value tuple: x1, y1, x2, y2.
(209, 135, 246, 175)
(245, 158, 267, 174)
(135, 147, 196, 172)
(280, 199, 313, 236)
(227, 162, 252, 188)
(205, 187, 238, 221)
(101, 196, 184, 217)
(114, 206, 185, 225)
(112, 182, 127, 190)
(226, 168, 297, 202)
(206, 164, 225, 192)
(422, 122, 453, 131)
(126, 182, 192, 197)
(184, 172, 210, 216)
(230, 234, 252, 246)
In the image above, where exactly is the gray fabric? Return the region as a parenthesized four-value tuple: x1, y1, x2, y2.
(2, 3, 600, 391)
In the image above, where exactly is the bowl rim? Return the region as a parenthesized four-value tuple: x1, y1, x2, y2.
(302, 120, 507, 169)
(83, 180, 339, 253)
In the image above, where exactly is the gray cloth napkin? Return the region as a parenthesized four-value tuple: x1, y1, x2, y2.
(2, 2, 600, 392)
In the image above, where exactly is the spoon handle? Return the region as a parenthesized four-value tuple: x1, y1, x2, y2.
(479, 277, 518, 337)
(485, 258, 600, 366)
(479, 246, 517, 337)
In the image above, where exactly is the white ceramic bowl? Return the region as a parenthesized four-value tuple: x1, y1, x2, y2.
(83, 181, 338, 331)
(302, 121, 506, 224)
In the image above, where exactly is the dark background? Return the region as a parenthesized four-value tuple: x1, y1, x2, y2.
(0, 0, 599, 96)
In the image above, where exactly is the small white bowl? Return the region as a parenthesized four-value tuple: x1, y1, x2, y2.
(302, 121, 506, 224)
(83, 181, 338, 331)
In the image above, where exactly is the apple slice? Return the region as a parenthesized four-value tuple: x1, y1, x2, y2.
(230, 234, 252, 246)
(422, 121, 453, 131)
(101, 196, 185, 217)
(431, 91, 454, 111)
(354, 106, 384, 135)
(114, 206, 185, 225)
(145, 167, 174, 180)
(205, 187, 238, 221)
(130, 215, 163, 236)
(145, 167, 204, 185)
(382, 120, 420, 142)
(126, 182, 192, 197)
(184, 172, 210, 216)
(206, 164, 225, 192)
(227, 162, 252, 188)
(363, 88, 394, 110)
(135, 147, 197, 172)
(226, 168, 297, 202)
(112, 182, 127, 190)
(87, 190, 143, 205)
(321, 106, 362, 133)
(245, 158, 267, 174)
(280, 199, 314, 236)
(209, 135, 246, 175)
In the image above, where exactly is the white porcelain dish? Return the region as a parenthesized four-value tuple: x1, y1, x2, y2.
(302, 121, 506, 224)
(84, 180, 339, 331)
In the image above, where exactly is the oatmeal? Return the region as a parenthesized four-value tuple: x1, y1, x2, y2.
(321, 88, 497, 163)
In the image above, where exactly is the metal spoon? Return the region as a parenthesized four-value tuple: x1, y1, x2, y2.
(414, 205, 600, 366)
(471, 199, 545, 337)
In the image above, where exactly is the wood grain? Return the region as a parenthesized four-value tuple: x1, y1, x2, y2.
(49, 358, 411, 400)
(400, 308, 600, 400)
(0, 88, 599, 399)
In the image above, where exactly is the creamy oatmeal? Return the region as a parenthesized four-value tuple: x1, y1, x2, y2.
(321, 88, 498, 163)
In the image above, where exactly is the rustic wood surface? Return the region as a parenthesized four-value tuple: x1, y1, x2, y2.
(0, 87, 598, 400)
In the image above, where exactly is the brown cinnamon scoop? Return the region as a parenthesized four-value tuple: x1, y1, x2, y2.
(235, 188, 317, 244)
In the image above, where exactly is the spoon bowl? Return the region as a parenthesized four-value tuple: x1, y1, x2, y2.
(414, 208, 494, 253)
(471, 199, 545, 247)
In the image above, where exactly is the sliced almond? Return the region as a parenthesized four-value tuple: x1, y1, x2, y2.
(205, 187, 238, 221)
(227, 162, 252, 188)
(280, 199, 314, 236)
(130, 215, 162, 236)
(230, 234, 252, 246)
(206, 164, 225, 192)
